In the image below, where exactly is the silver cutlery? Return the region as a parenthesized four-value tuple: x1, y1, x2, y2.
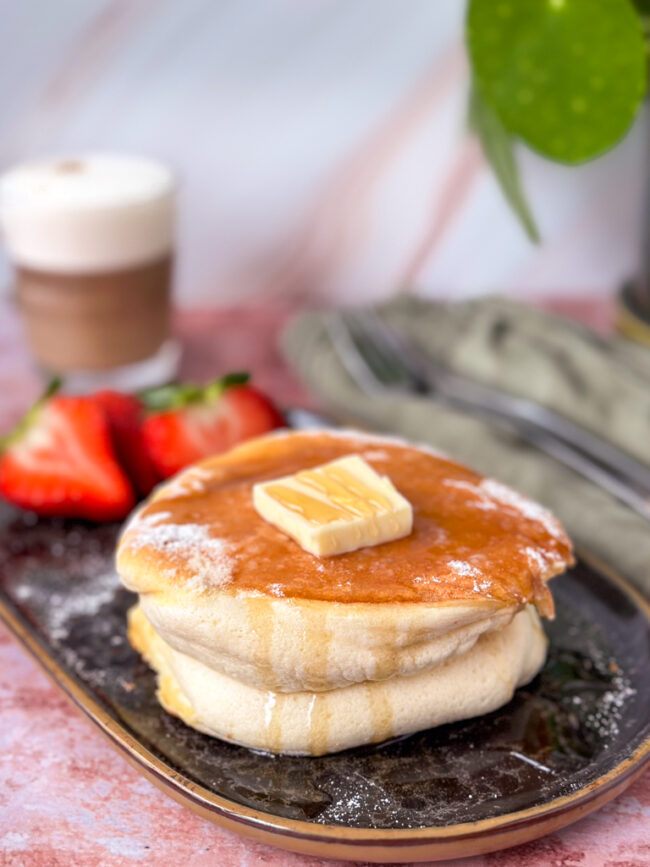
(327, 309, 650, 521)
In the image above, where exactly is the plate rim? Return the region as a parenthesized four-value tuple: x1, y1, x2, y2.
(1, 547, 649, 861)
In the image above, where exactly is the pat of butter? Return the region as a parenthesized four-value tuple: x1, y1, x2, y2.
(252, 454, 413, 557)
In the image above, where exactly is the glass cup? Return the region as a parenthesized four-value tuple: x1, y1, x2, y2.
(0, 153, 180, 390)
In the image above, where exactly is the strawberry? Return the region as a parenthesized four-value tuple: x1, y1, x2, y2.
(92, 390, 160, 497)
(0, 382, 135, 522)
(141, 372, 285, 478)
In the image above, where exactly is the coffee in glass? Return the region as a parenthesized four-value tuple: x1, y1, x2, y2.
(0, 153, 179, 389)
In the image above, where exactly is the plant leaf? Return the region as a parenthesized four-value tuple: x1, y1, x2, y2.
(632, 0, 650, 42)
(469, 87, 540, 242)
(467, 0, 647, 164)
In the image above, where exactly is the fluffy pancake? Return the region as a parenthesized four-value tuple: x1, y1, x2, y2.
(128, 603, 548, 756)
(135, 590, 516, 692)
(117, 430, 572, 693)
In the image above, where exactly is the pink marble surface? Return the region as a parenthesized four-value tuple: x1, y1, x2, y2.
(1, 299, 649, 867)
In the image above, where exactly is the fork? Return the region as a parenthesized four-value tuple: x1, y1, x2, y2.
(327, 308, 650, 521)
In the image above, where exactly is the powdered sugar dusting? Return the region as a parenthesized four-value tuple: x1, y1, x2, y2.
(447, 559, 483, 579)
(442, 478, 498, 510)
(163, 466, 214, 499)
(15, 569, 120, 643)
(267, 427, 449, 460)
(525, 545, 551, 573)
(139, 510, 172, 526)
(330, 428, 449, 460)
(127, 519, 233, 592)
(361, 448, 391, 461)
(587, 680, 637, 739)
(446, 558, 493, 595)
(443, 477, 567, 543)
(128, 521, 208, 551)
(480, 478, 565, 541)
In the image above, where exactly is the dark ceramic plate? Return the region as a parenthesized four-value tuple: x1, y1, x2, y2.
(0, 503, 649, 863)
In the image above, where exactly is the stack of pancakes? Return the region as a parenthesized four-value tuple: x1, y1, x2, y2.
(117, 430, 573, 756)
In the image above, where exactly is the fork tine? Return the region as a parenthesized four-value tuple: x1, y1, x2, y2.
(327, 308, 422, 395)
(325, 311, 386, 394)
(328, 310, 650, 522)
(344, 309, 428, 389)
(342, 310, 406, 383)
(360, 309, 432, 381)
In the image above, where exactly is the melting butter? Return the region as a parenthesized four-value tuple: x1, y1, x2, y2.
(252, 454, 413, 557)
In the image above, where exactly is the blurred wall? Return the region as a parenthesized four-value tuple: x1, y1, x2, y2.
(0, 0, 645, 306)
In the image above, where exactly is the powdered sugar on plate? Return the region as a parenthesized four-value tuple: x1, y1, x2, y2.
(14, 567, 120, 643)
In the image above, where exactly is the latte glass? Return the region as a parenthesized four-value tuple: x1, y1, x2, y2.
(0, 154, 180, 390)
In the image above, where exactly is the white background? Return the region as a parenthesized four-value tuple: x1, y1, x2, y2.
(0, 0, 646, 306)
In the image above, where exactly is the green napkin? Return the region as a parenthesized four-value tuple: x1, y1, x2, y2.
(283, 296, 650, 599)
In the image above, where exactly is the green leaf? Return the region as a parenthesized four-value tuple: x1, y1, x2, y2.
(139, 383, 203, 411)
(42, 376, 63, 401)
(203, 371, 250, 403)
(467, 0, 647, 164)
(469, 87, 540, 242)
(140, 371, 250, 412)
(0, 377, 63, 451)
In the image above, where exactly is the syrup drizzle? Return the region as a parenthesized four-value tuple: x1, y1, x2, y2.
(265, 461, 393, 526)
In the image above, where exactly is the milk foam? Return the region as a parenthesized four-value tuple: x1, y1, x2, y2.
(0, 153, 175, 272)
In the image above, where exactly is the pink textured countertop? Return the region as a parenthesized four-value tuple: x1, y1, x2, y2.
(1, 298, 649, 867)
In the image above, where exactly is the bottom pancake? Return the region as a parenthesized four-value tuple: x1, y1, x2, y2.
(128, 604, 547, 756)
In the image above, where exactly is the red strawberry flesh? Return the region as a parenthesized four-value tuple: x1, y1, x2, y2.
(141, 379, 285, 479)
(0, 396, 135, 521)
(92, 390, 160, 497)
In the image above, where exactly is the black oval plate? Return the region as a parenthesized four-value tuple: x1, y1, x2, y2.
(0, 504, 649, 860)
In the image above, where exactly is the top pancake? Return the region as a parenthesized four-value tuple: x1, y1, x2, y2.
(117, 429, 573, 614)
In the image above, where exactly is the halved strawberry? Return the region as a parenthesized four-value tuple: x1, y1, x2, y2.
(0, 384, 135, 522)
(141, 373, 285, 478)
(92, 390, 160, 497)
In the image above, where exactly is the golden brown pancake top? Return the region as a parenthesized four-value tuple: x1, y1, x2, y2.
(121, 431, 573, 613)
